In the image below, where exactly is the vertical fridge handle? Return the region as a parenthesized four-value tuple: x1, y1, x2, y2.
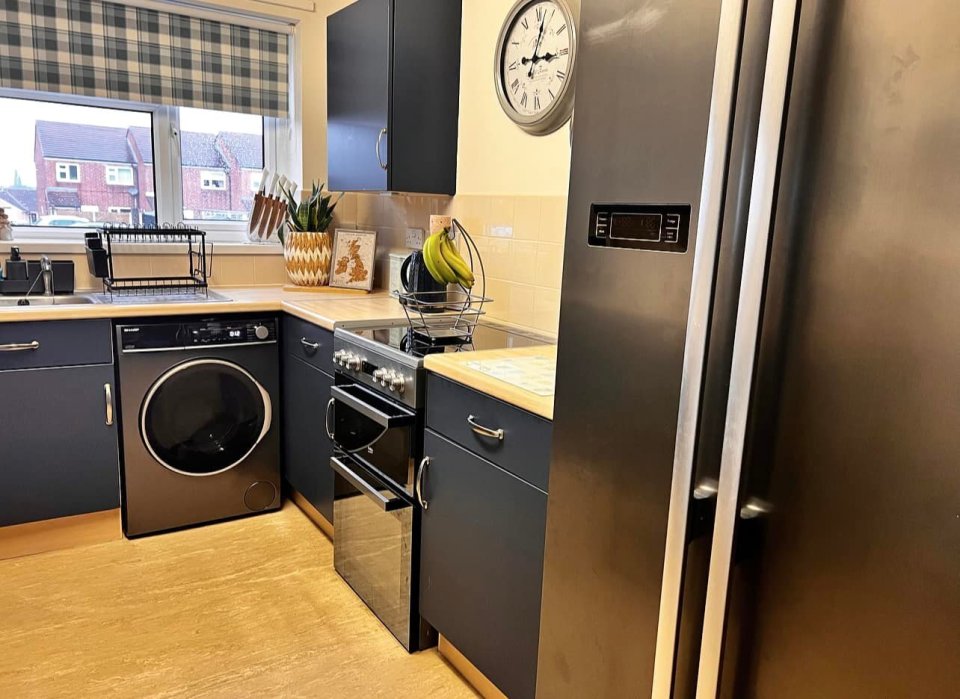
(651, 0, 748, 694)
(695, 0, 801, 696)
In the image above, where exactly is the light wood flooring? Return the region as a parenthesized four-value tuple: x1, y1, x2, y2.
(0, 503, 477, 698)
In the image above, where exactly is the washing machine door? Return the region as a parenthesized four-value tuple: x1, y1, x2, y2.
(141, 358, 272, 476)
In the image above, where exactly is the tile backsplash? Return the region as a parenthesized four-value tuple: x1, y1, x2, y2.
(333, 193, 567, 335)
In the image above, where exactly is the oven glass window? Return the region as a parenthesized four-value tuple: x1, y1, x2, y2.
(143, 360, 268, 475)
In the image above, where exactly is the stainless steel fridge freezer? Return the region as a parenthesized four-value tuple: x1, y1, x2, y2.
(539, 0, 960, 697)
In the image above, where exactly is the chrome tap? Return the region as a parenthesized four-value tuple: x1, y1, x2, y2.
(40, 256, 54, 296)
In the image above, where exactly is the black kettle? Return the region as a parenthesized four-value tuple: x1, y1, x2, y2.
(400, 251, 447, 312)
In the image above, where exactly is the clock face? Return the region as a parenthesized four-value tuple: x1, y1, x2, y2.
(498, 0, 574, 123)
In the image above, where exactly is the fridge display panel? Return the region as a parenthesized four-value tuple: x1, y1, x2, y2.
(588, 203, 691, 252)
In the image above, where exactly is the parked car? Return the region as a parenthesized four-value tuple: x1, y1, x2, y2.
(34, 215, 92, 227)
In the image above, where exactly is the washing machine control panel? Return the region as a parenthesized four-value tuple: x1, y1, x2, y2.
(184, 319, 278, 346)
(119, 319, 278, 351)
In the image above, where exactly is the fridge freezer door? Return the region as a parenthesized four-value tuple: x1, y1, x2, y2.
(700, 0, 960, 697)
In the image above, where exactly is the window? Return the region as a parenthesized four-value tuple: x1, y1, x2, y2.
(200, 170, 227, 191)
(181, 108, 264, 222)
(2, 97, 290, 241)
(106, 165, 134, 186)
(56, 163, 81, 183)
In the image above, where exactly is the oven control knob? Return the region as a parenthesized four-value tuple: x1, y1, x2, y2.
(333, 350, 345, 365)
(389, 373, 405, 394)
(253, 324, 270, 341)
(348, 354, 363, 371)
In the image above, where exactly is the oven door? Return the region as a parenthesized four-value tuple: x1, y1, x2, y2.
(331, 454, 415, 649)
(328, 382, 417, 496)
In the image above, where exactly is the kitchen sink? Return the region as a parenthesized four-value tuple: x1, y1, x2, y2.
(0, 294, 101, 307)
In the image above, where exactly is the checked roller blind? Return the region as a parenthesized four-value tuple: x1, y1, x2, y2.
(0, 0, 290, 118)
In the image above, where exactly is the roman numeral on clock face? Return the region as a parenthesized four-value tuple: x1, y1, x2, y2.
(520, 92, 528, 108)
(511, 78, 520, 93)
(557, 70, 567, 81)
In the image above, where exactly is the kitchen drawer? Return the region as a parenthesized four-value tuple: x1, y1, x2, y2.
(425, 375, 552, 492)
(0, 320, 113, 371)
(283, 314, 334, 374)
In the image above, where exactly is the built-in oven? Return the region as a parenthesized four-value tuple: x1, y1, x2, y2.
(327, 376, 434, 652)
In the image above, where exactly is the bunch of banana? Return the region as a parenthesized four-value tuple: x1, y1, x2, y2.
(423, 228, 475, 289)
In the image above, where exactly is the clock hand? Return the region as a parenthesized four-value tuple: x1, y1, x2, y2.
(529, 13, 547, 77)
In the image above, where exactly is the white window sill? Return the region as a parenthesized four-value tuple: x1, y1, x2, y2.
(0, 239, 284, 256)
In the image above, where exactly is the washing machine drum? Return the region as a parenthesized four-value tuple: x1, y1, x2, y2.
(141, 359, 273, 476)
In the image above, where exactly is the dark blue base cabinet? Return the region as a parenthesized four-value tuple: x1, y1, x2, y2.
(420, 389, 551, 699)
(281, 317, 336, 523)
(0, 320, 119, 527)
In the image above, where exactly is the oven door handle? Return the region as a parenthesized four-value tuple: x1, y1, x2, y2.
(330, 456, 409, 513)
(331, 384, 415, 429)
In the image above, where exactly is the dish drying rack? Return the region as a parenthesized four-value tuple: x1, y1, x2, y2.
(85, 224, 212, 299)
(396, 219, 492, 345)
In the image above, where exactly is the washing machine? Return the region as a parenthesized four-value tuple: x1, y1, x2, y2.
(116, 317, 281, 537)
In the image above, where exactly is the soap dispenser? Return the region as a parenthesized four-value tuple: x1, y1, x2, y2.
(5, 246, 28, 281)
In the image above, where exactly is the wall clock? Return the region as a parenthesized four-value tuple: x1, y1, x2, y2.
(494, 0, 578, 136)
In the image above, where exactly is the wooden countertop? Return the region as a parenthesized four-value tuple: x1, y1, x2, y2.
(1, 286, 558, 418)
(424, 344, 557, 420)
(0, 287, 410, 330)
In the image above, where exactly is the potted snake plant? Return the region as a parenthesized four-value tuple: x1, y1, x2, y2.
(279, 182, 341, 286)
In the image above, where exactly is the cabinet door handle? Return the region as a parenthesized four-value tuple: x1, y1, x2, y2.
(0, 340, 40, 352)
(301, 337, 320, 353)
(376, 127, 388, 170)
(415, 456, 430, 510)
(467, 415, 504, 441)
(104, 383, 114, 426)
(325, 397, 335, 440)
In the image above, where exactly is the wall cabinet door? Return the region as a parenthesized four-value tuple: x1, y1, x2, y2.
(327, 0, 391, 192)
(327, 0, 461, 195)
(0, 364, 119, 527)
(282, 355, 335, 522)
(420, 429, 548, 699)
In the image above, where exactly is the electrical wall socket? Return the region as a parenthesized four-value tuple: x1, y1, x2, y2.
(405, 227, 425, 249)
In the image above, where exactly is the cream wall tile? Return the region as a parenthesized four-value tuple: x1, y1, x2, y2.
(332, 192, 358, 229)
(535, 243, 564, 290)
(356, 193, 381, 228)
(254, 255, 288, 285)
(484, 196, 515, 238)
(533, 287, 561, 334)
(538, 196, 568, 244)
(513, 196, 542, 241)
(513, 240, 539, 284)
(211, 256, 257, 286)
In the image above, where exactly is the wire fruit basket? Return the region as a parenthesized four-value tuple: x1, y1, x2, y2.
(395, 219, 492, 345)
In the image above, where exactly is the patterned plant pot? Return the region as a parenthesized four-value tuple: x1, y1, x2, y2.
(284, 230, 333, 286)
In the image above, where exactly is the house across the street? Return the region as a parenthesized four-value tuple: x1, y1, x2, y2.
(33, 121, 262, 225)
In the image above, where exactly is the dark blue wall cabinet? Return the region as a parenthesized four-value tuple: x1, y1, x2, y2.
(0, 320, 119, 527)
(327, 0, 462, 194)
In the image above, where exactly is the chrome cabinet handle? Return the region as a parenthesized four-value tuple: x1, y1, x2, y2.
(300, 337, 320, 352)
(376, 127, 388, 170)
(415, 456, 430, 510)
(325, 398, 335, 440)
(467, 415, 504, 441)
(0, 340, 40, 352)
(104, 383, 114, 426)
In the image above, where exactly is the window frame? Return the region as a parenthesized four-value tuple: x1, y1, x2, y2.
(199, 169, 228, 191)
(55, 162, 81, 183)
(105, 164, 135, 186)
(0, 6, 299, 247)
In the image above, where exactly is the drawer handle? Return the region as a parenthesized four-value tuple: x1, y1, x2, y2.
(415, 456, 430, 510)
(0, 340, 40, 352)
(467, 415, 504, 441)
(300, 337, 320, 353)
(104, 383, 114, 426)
